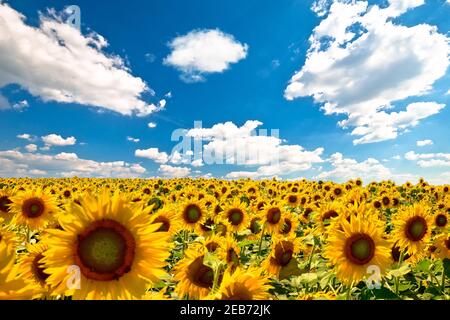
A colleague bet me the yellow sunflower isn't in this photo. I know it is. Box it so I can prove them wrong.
[263,236,301,277]
[222,199,249,233]
[149,204,182,236]
[14,242,52,298]
[431,233,449,260]
[178,198,208,232]
[42,190,170,299]
[10,188,59,230]
[0,188,14,223]
[0,237,35,299]
[391,203,433,263]
[173,246,217,299]
[260,202,285,234]
[323,213,391,285]
[208,267,271,300]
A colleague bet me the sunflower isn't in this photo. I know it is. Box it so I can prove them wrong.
[222,199,249,233]
[223,235,241,271]
[323,213,391,285]
[247,215,263,240]
[391,203,433,263]
[0,237,35,299]
[315,201,343,233]
[431,233,449,260]
[208,267,271,300]
[149,204,182,236]
[178,198,208,232]
[277,211,299,237]
[42,190,170,299]
[0,188,14,223]
[260,202,285,234]
[433,212,448,230]
[284,193,300,207]
[10,188,59,230]
[14,242,52,298]
[263,236,301,277]
[173,246,217,299]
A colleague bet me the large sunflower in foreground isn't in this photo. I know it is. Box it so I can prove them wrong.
[391,203,433,263]
[10,188,59,230]
[208,267,271,300]
[42,190,170,299]
[323,213,391,285]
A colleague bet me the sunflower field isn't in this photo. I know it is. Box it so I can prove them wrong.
[0,177,448,300]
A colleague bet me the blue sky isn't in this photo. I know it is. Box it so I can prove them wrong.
[0,0,449,183]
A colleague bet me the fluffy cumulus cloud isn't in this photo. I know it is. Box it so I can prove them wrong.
[164,29,248,82]
[416,139,433,147]
[286,0,449,144]
[158,164,191,178]
[0,3,161,116]
[405,151,450,167]
[148,122,157,129]
[17,133,35,141]
[348,102,444,145]
[186,120,324,179]
[42,134,76,147]
[25,144,37,152]
[0,149,146,178]
[135,148,169,164]
[315,152,416,183]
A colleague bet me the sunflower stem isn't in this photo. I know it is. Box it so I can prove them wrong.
[441,265,446,293]
[182,230,189,255]
[346,284,353,300]
[257,223,266,256]
[212,264,223,293]
[26,227,32,243]
[395,251,405,295]
[307,243,316,271]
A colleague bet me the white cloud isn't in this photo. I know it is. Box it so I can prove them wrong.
[405,151,450,167]
[416,139,433,147]
[25,144,37,152]
[349,102,445,145]
[135,148,169,164]
[164,29,248,82]
[42,134,76,147]
[285,0,449,144]
[0,4,160,116]
[393,155,401,160]
[158,164,191,178]
[0,149,146,177]
[12,100,28,111]
[17,133,35,141]
[311,0,332,17]
[29,169,47,175]
[126,136,140,143]
[191,159,204,167]
[187,120,324,178]
[446,89,450,95]
[148,122,157,128]
[315,152,416,183]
